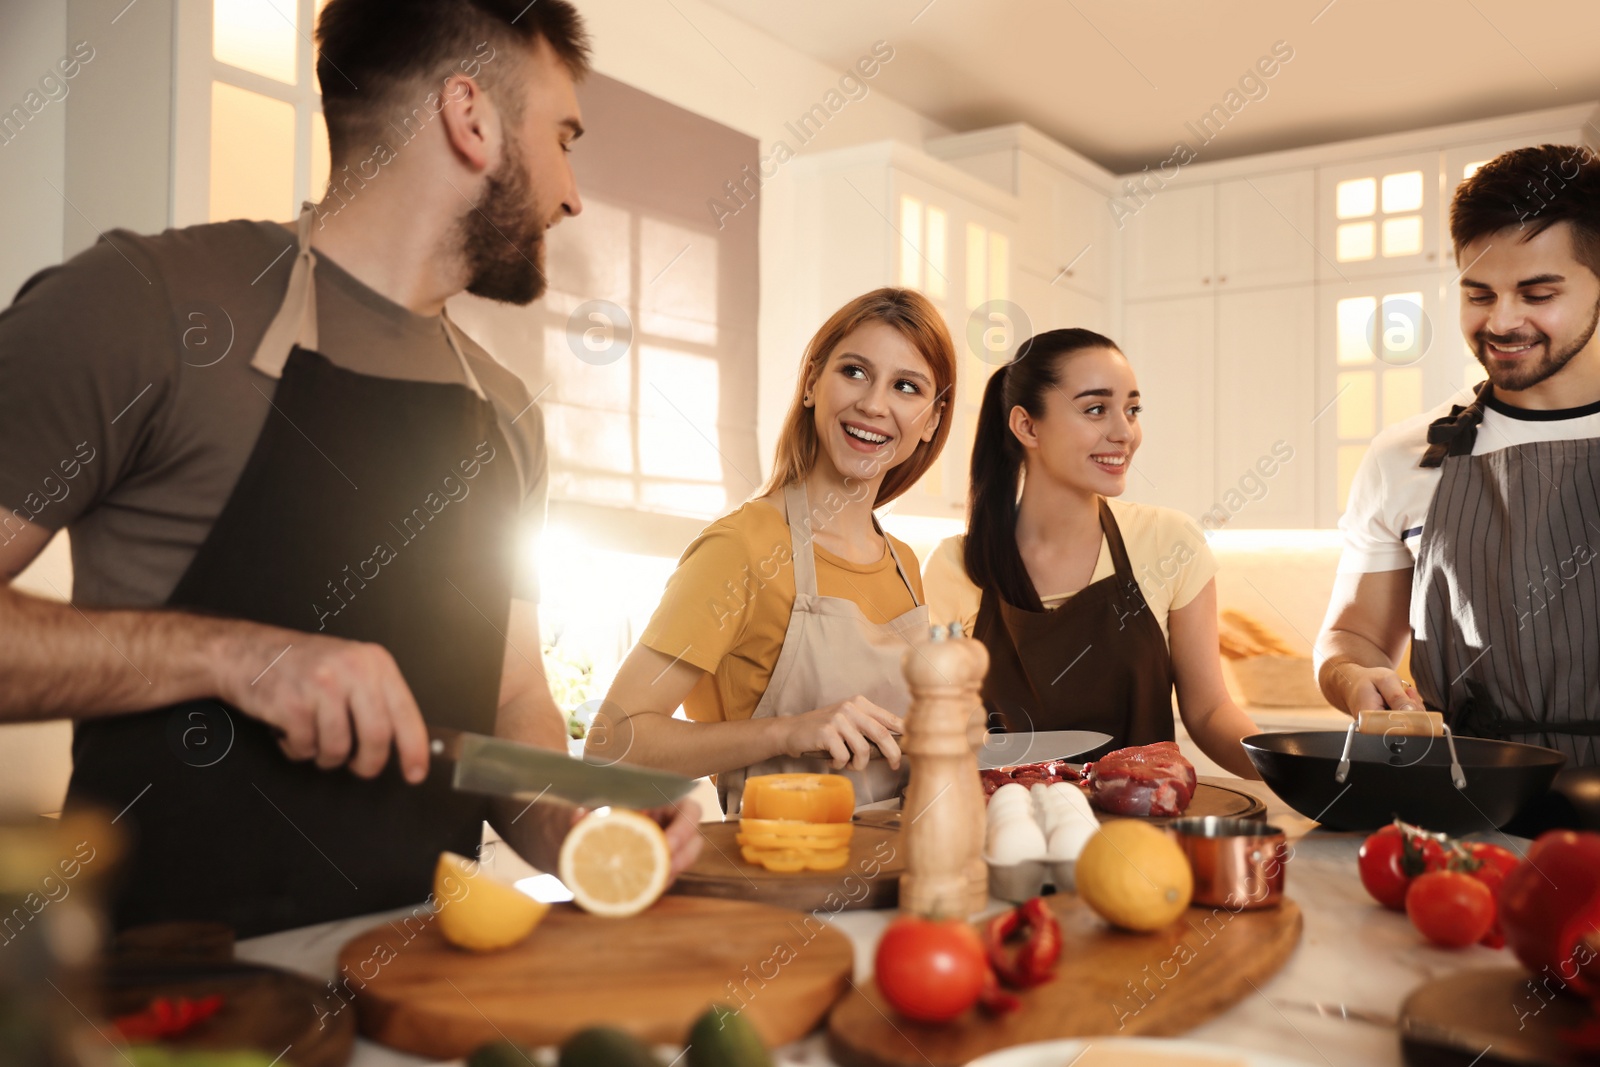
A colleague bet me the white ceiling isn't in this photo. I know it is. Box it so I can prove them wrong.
[701,0,1600,173]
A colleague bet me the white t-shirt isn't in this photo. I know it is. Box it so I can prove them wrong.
[1338,388,1600,574]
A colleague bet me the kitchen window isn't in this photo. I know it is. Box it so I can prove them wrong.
[175,0,330,226]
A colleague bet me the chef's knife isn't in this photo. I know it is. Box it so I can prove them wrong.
[799,729,1112,767]
[428,727,695,809]
[977,729,1111,769]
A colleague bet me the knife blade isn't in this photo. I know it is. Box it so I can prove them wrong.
[799,730,1112,767]
[428,727,695,809]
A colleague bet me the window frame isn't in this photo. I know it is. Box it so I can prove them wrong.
[173,0,325,227]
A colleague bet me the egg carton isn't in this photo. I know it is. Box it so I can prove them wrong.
[985,855,1077,903]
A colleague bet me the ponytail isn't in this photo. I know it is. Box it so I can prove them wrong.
[961,328,1121,611]
[964,363,1037,610]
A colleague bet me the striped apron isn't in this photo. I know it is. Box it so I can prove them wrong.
[1410,383,1600,767]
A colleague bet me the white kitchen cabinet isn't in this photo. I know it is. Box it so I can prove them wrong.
[1122,183,1216,300]
[1016,155,1112,298]
[926,126,1116,300]
[1119,295,1216,521]
[1212,286,1318,529]
[1316,151,1442,281]
[1216,172,1317,290]
[1125,171,1317,299]
[1012,266,1111,340]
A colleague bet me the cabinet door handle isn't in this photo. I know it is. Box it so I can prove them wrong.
[1218,275,1227,284]
[1202,276,1211,285]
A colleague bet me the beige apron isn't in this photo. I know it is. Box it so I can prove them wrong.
[718,481,931,814]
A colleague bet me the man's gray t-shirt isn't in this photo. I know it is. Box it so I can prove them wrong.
[0,218,547,608]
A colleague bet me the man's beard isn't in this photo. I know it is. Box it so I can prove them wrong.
[460,139,548,306]
[1472,296,1600,392]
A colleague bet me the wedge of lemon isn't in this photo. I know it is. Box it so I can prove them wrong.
[557,808,672,918]
[433,851,550,952]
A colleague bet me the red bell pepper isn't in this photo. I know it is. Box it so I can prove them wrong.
[983,896,1063,989]
[1499,831,1600,999]
[112,994,225,1041]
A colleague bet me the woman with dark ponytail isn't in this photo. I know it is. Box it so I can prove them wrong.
[923,329,1260,775]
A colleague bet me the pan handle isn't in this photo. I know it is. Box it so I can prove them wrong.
[1355,709,1445,737]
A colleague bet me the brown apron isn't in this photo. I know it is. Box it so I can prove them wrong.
[973,498,1176,761]
[1412,382,1600,767]
[717,481,929,814]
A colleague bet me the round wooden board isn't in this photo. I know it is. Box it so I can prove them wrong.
[669,821,903,911]
[828,894,1303,1067]
[338,895,854,1060]
[1140,778,1269,826]
[101,962,355,1067]
[1400,967,1595,1066]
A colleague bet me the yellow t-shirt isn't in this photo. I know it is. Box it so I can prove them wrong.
[921,497,1216,645]
[640,499,925,723]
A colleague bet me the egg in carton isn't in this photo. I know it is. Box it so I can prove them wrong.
[984,781,1100,901]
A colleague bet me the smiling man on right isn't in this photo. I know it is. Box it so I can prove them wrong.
[1315,144,1600,768]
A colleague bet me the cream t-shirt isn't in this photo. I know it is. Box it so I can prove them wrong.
[922,497,1217,644]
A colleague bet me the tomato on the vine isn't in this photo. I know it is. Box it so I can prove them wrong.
[1456,841,1519,949]
[1358,822,1447,911]
[874,916,988,1023]
[1406,870,1496,948]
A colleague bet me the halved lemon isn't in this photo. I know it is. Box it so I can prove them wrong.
[433,851,550,952]
[557,808,672,918]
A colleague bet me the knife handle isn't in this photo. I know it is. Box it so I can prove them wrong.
[798,742,890,762]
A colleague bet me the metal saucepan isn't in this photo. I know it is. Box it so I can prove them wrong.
[1243,709,1566,836]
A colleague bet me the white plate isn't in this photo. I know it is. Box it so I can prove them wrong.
[963,1036,1319,1067]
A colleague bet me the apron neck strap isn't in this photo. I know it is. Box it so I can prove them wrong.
[781,480,922,605]
[250,203,488,402]
[1097,497,1136,579]
[250,202,320,379]
[783,481,820,596]
[1420,380,1492,468]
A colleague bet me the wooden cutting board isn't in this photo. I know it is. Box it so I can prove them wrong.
[339,895,854,1060]
[1399,967,1597,1066]
[669,820,904,911]
[1135,779,1269,826]
[827,893,1303,1067]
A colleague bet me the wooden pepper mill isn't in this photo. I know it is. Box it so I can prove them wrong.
[899,622,990,918]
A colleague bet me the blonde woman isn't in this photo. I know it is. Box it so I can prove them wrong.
[587,288,957,810]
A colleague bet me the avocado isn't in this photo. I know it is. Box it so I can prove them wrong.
[468,1038,536,1067]
[686,1005,771,1067]
[558,1026,662,1067]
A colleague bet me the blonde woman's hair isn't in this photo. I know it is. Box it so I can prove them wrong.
[763,288,957,506]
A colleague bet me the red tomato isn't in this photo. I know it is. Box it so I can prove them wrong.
[1458,841,1519,949]
[1358,823,1447,911]
[874,916,987,1023]
[1406,870,1496,948]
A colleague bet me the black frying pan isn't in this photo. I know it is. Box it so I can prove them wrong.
[1242,710,1567,836]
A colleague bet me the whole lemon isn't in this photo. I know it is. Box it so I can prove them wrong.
[1074,820,1193,932]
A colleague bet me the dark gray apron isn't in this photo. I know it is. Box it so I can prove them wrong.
[64,206,521,936]
[1410,382,1600,767]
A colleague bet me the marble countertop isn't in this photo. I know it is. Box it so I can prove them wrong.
[236,760,1526,1067]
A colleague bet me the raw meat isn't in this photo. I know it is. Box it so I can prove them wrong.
[1086,741,1197,817]
[979,760,1087,803]
[972,764,1088,806]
